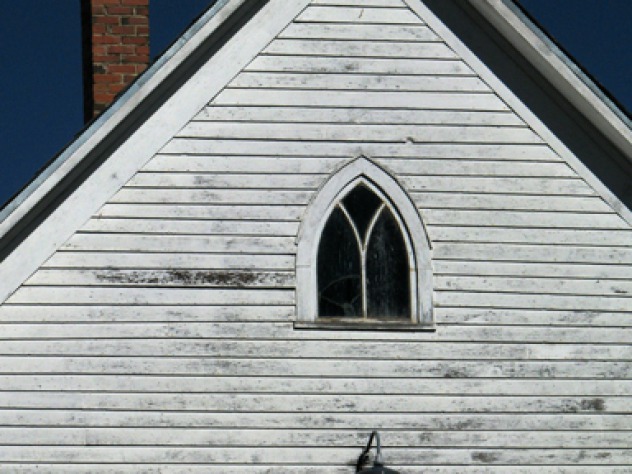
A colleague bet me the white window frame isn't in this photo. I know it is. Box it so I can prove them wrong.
[296,156,434,329]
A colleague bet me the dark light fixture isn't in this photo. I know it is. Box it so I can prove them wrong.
[356,431,400,473]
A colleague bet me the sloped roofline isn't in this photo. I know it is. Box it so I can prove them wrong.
[0,0,246,237]
[469,0,632,160]
[1,0,630,241]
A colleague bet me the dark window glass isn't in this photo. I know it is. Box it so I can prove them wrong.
[366,208,410,319]
[342,184,382,240]
[317,207,362,317]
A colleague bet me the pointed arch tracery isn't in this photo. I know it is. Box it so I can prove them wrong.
[296,157,433,328]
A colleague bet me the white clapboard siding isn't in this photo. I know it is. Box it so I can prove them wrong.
[402,176,594,195]
[1,428,630,449]
[0,356,628,378]
[213,89,509,110]
[430,227,632,245]
[5,288,294,306]
[0,392,628,414]
[24,269,295,288]
[158,142,559,160]
[311,0,408,7]
[96,203,306,220]
[421,210,626,229]
[245,55,475,75]
[435,275,632,297]
[61,234,296,254]
[228,72,492,92]
[80,218,300,236]
[126,172,326,189]
[2,0,631,470]
[0,446,630,465]
[1,338,630,359]
[0,410,628,432]
[110,188,313,205]
[179,122,542,144]
[262,39,458,59]
[434,243,632,264]
[0,375,629,396]
[279,23,440,41]
[43,252,295,270]
[436,308,632,328]
[195,107,527,127]
[296,6,422,24]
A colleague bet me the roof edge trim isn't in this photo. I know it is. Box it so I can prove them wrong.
[469,0,632,160]
[0,0,242,236]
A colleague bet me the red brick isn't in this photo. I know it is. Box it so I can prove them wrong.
[109,25,136,35]
[134,45,150,55]
[94,92,116,103]
[135,26,149,35]
[126,16,148,25]
[92,15,120,25]
[92,55,119,63]
[93,73,122,84]
[122,54,149,64]
[91,35,119,44]
[108,64,137,74]
[121,36,147,44]
[105,6,133,14]
[107,44,135,54]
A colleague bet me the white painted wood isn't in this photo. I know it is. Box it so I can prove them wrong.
[0,392,628,414]
[24,269,295,288]
[0,356,627,379]
[430,226,632,245]
[1,0,631,469]
[246,56,475,75]
[5,288,294,306]
[179,122,542,144]
[110,188,313,205]
[415,194,607,212]
[158,142,560,161]
[433,260,632,280]
[401,176,594,195]
[96,204,306,220]
[263,39,458,59]
[1,428,629,449]
[0,375,628,396]
[126,172,326,189]
[2,338,630,358]
[279,23,439,41]
[434,243,632,264]
[213,89,509,110]
[61,234,296,254]
[42,252,295,270]
[311,0,407,7]
[229,71,492,92]
[296,6,422,24]
[80,218,299,236]
[421,210,627,229]
[195,107,524,126]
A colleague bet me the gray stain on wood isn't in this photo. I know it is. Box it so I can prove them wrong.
[96,269,292,287]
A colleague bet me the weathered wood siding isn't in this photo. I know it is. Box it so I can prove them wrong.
[1,0,631,471]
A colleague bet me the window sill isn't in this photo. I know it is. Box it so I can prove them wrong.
[293,320,436,332]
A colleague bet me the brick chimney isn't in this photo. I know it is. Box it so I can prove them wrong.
[81,0,150,122]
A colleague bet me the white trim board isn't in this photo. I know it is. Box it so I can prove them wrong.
[0,0,312,303]
[403,0,632,228]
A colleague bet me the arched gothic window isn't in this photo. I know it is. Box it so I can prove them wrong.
[318,183,410,320]
[296,157,433,329]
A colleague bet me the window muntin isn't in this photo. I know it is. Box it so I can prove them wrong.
[317,183,411,321]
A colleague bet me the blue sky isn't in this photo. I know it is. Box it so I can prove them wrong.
[0,0,630,209]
